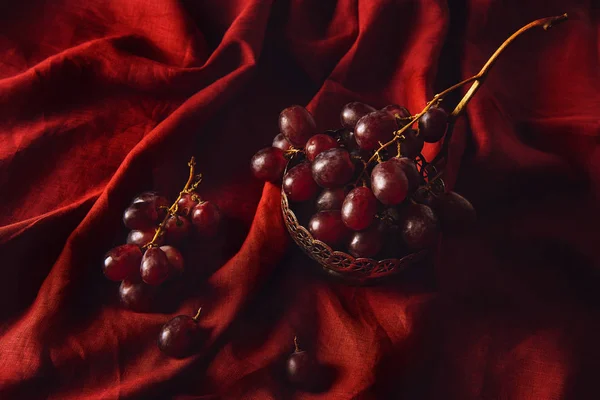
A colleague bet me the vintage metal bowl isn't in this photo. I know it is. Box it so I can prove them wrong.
[281,189,430,284]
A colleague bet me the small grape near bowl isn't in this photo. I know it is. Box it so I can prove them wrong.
[250,15,568,284]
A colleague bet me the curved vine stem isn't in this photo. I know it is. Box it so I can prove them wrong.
[354,13,568,184]
[143,156,202,248]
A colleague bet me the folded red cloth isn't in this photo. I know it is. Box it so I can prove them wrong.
[0,0,598,398]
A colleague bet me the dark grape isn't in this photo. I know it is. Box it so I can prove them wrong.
[428,191,476,233]
[287,349,317,389]
[348,227,383,258]
[399,129,424,159]
[341,186,378,231]
[418,107,448,143]
[305,134,338,162]
[191,201,222,237]
[279,105,317,147]
[272,133,292,151]
[164,215,191,243]
[311,148,355,188]
[400,203,439,249]
[158,314,202,359]
[177,193,198,217]
[123,195,169,230]
[371,159,409,205]
[308,210,351,248]
[250,147,287,183]
[354,111,397,150]
[119,280,155,312]
[283,162,318,202]
[394,157,421,192]
[103,244,142,281]
[381,104,411,120]
[316,188,346,211]
[337,129,358,150]
[160,245,184,275]
[140,247,170,285]
[340,102,376,130]
[127,229,162,247]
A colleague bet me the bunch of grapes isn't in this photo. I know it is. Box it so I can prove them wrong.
[102,158,221,313]
[251,103,475,260]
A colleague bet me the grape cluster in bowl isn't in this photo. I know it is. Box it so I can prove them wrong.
[251,103,475,278]
[102,159,221,312]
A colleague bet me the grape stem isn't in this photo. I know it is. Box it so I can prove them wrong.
[192,307,202,322]
[142,157,203,248]
[294,336,300,352]
[354,13,568,184]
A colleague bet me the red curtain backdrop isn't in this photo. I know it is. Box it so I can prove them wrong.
[1,0,598,398]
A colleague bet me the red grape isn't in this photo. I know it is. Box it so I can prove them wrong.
[399,129,424,159]
[191,201,221,237]
[308,210,351,248]
[177,193,198,217]
[428,191,476,233]
[354,111,397,150]
[103,244,142,281]
[400,203,439,249]
[371,159,409,205]
[123,193,170,230]
[287,349,317,389]
[164,215,191,243]
[394,157,421,192]
[127,229,162,247]
[311,148,355,188]
[250,147,287,183]
[140,247,170,285]
[160,245,184,275]
[158,314,203,359]
[305,134,338,162]
[279,105,317,147]
[418,107,448,143]
[119,280,155,312]
[348,227,383,258]
[341,186,378,231]
[340,102,376,130]
[283,162,318,202]
[272,133,292,151]
[381,104,410,120]
[316,188,346,211]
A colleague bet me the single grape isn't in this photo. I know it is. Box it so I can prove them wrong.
[119,280,155,312]
[123,193,170,230]
[287,347,317,389]
[340,102,376,130]
[399,129,424,159]
[315,188,346,211]
[164,215,191,243]
[103,244,142,281]
[250,147,287,183]
[337,129,358,150]
[381,104,411,119]
[371,159,409,205]
[354,111,397,150]
[160,245,184,275]
[341,186,378,231]
[348,227,383,258]
[279,105,317,147]
[311,148,355,188]
[127,229,162,247]
[308,210,351,248]
[428,191,476,233]
[400,203,439,249]
[305,134,338,162]
[140,247,170,285]
[132,192,170,217]
[283,162,319,202]
[418,107,448,143]
[272,133,292,151]
[191,201,222,237]
[393,157,421,192]
[176,193,199,217]
[158,313,203,359]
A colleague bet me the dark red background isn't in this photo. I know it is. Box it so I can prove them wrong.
[1,0,599,398]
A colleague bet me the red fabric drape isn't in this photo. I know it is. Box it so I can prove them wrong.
[0,0,598,398]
